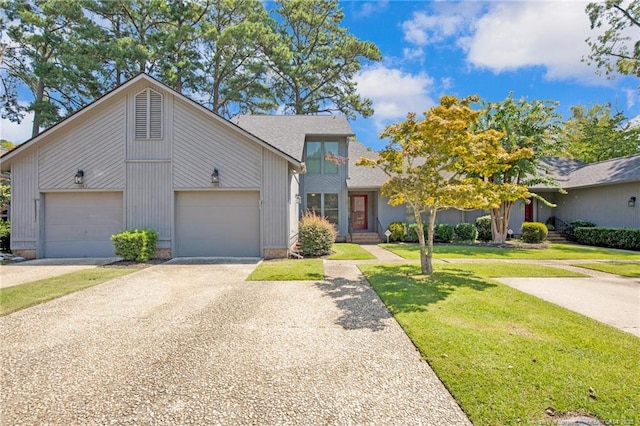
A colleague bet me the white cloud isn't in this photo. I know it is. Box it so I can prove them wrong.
[354,1,389,19]
[0,113,33,144]
[355,64,436,129]
[459,1,599,81]
[626,89,637,109]
[402,10,466,45]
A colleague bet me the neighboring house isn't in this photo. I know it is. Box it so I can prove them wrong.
[1,73,637,260]
[0,74,304,259]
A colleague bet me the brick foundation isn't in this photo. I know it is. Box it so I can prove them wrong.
[154,248,172,259]
[13,249,36,259]
[263,248,288,260]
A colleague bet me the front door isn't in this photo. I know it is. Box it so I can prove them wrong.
[351,195,368,230]
[524,198,534,222]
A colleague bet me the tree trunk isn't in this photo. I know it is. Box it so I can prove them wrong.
[491,201,514,243]
[31,78,45,138]
[415,208,435,275]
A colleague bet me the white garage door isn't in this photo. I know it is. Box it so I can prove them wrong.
[175,191,260,257]
[44,192,123,257]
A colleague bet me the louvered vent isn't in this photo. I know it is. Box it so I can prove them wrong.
[134,88,163,139]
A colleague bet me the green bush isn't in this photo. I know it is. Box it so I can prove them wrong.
[454,223,478,242]
[545,223,555,231]
[435,223,454,243]
[521,222,548,243]
[565,219,596,241]
[0,220,10,252]
[407,222,431,243]
[299,212,336,257]
[475,215,492,241]
[574,227,640,251]
[387,222,407,242]
[111,228,158,262]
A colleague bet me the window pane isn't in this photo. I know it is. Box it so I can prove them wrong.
[323,142,339,174]
[325,193,338,209]
[325,209,339,225]
[306,142,322,174]
[306,193,321,213]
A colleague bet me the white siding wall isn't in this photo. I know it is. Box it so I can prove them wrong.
[127,84,173,160]
[262,150,288,248]
[126,162,172,248]
[9,151,39,250]
[38,97,125,190]
[172,99,261,189]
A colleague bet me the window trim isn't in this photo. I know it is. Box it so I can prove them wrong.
[306,192,339,226]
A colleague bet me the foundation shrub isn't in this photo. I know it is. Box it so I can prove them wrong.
[387,222,407,242]
[454,223,478,242]
[521,222,548,243]
[299,212,336,256]
[475,215,493,241]
[111,228,158,262]
[574,227,640,251]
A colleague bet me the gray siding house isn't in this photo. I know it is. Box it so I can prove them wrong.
[2,73,637,260]
[0,74,304,259]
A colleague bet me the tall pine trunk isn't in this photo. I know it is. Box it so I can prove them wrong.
[31,78,45,137]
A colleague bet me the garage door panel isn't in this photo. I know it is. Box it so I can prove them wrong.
[44,192,123,257]
[175,191,260,257]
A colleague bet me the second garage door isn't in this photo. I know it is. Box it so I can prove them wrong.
[175,191,260,257]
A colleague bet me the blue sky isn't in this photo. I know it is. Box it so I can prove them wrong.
[1,1,638,151]
[342,0,640,150]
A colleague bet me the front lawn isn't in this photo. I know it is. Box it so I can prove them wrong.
[327,243,376,260]
[246,259,323,281]
[380,242,640,260]
[360,263,640,426]
[0,268,138,316]
[572,262,640,278]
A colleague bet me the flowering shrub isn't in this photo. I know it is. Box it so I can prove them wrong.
[299,212,336,257]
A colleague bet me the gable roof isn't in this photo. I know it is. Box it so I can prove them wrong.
[232,115,354,162]
[1,74,300,171]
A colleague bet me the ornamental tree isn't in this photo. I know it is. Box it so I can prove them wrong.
[476,95,562,243]
[357,95,529,275]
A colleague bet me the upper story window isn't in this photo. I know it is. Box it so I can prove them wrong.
[305,141,339,174]
[135,88,162,139]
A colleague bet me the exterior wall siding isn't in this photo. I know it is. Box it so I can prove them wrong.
[289,171,300,245]
[38,97,125,190]
[377,196,407,233]
[172,99,262,189]
[126,162,172,248]
[555,183,640,228]
[262,150,288,249]
[9,151,39,250]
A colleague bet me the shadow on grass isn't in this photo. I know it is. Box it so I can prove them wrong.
[314,276,392,332]
[362,264,496,315]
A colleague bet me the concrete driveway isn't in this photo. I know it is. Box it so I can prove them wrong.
[0,258,118,288]
[497,274,640,337]
[0,259,470,425]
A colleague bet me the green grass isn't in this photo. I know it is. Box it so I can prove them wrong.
[380,242,640,260]
[360,263,640,426]
[436,262,586,278]
[327,243,376,260]
[572,262,640,278]
[0,268,137,316]
[246,259,323,281]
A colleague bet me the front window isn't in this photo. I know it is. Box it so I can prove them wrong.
[305,141,339,174]
[306,193,339,225]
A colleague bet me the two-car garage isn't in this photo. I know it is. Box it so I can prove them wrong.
[42,191,260,258]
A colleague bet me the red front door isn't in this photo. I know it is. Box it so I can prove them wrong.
[524,198,534,222]
[351,195,368,230]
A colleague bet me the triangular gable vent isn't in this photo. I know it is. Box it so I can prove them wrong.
[135,88,162,139]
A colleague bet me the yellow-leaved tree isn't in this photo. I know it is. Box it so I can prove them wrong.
[357,95,532,275]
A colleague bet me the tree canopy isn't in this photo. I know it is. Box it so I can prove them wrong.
[0,0,382,136]
[584,0,640,81]
[558,103,640,163]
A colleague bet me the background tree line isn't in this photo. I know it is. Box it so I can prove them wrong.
[0,0,381,137]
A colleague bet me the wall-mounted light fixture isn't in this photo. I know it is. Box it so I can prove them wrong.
[295,194,302,204]
[74,169,84,185]
[211,168,219,185]
[629,196,637,207]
